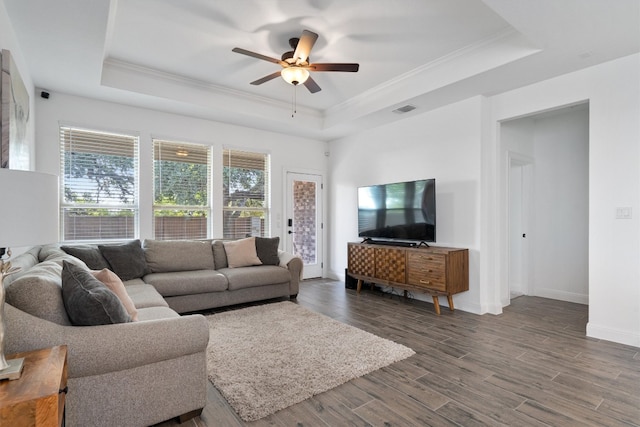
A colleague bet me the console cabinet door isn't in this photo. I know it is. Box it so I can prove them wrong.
[348,244,375,277]
[374,247,406,284]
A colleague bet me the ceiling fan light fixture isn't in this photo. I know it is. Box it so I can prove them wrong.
[281,67,309,86]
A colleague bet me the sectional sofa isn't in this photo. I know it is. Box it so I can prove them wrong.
[3,237,303,427]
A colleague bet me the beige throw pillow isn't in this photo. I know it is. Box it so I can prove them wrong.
[223,237,263,268]
[91,269,139,321]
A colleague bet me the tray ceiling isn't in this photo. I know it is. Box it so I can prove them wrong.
[4,0,639,140]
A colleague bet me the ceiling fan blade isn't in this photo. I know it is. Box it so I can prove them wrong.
[293,30,318,63]
[250,71,282,85]
[303,76,322,93]
[309,63,360,72]
[232,48,287,67]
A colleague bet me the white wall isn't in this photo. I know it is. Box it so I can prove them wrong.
[35,92,328,244]
[0,1,35,169]
[491,53,640,346]
[532,108,589,303]
[328,97,483,314]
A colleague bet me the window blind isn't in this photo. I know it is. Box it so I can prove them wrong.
[223,149,270,238]
[59,126,139,241]
[153,139,211,240]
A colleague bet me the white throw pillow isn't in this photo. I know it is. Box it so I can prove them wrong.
[223,237,263,268]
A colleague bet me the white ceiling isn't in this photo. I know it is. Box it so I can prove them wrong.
[4,0,640,141]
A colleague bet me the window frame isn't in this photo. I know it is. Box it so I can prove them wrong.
[222,148,271,239]
[59,125,140,242]
[152,138,212,240]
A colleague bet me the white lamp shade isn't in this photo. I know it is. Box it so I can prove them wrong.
[0,169,59,248]
[281,67,310,85]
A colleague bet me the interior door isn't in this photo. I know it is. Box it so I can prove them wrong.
[508,157,532,300]
[285,172,323,278]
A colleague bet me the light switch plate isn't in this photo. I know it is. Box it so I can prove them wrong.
[616,207,632,219]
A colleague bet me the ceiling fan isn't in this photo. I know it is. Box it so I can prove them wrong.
[232,30,359,93]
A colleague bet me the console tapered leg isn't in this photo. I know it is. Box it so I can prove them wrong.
[432,295,441,315]
[447,294,454,311]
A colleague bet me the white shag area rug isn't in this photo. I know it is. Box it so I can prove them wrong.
[205,301,415,422]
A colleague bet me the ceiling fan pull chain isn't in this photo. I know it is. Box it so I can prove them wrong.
[292,85,297,118]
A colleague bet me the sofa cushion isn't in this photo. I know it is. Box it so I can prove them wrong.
[5,260,71,325]
[218,265,291,291]
[143,239,215,273]
[2,246,41,287]
[123,283,169,308]
[38,244,88,269]
[99,240,148,281]
[143,270,228,297]
[61,245,111,270]
[136,306,181,321]
[255,236,280,266]
[91,269,139,321]
[61,261,132,326]
[223,237,262,268]
[212,240,228,269]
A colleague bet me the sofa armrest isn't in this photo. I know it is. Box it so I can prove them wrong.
[5,304,210,378]
[278,250,303,295]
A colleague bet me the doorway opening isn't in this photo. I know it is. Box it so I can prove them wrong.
[501,102,589,307]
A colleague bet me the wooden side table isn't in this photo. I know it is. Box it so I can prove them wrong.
[0,345,68,427]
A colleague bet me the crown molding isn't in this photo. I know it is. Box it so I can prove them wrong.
[324,27,540,127]
[101,57,323,118]
[325,28,536,117]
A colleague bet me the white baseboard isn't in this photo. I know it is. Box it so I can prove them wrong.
[376,286,487,315]
[587,322,640,348]
[534,288,588,305]
[326,270,341,281]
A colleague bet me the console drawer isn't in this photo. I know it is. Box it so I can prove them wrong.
[407,252,446,291]
[407,271,446,291]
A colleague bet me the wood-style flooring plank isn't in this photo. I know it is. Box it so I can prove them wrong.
[349,372,458,426]
[307,392,373,426]
[435,401,509,427]
[352,400,428,427]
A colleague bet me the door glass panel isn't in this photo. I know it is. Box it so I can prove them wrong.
[293,180,316,265]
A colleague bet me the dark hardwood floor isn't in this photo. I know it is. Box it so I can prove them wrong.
[158,279,640,427]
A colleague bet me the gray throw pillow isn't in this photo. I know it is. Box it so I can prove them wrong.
[61,245,111,270]
[255,237,280,266]
[61,261,131,326]
[99,240,148,281]
[212,240,228,269]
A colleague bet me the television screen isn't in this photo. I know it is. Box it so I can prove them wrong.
[358,179,436,242]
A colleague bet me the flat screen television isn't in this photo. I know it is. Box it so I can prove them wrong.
[358,178,436,243]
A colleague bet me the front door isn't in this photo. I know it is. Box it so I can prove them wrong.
[285,172,323,278]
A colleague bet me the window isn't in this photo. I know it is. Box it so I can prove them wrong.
[223,149,270,238]
[60,126,139,241]
[153,139,211,240]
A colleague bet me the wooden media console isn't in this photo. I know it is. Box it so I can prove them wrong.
[347,242,469,314]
